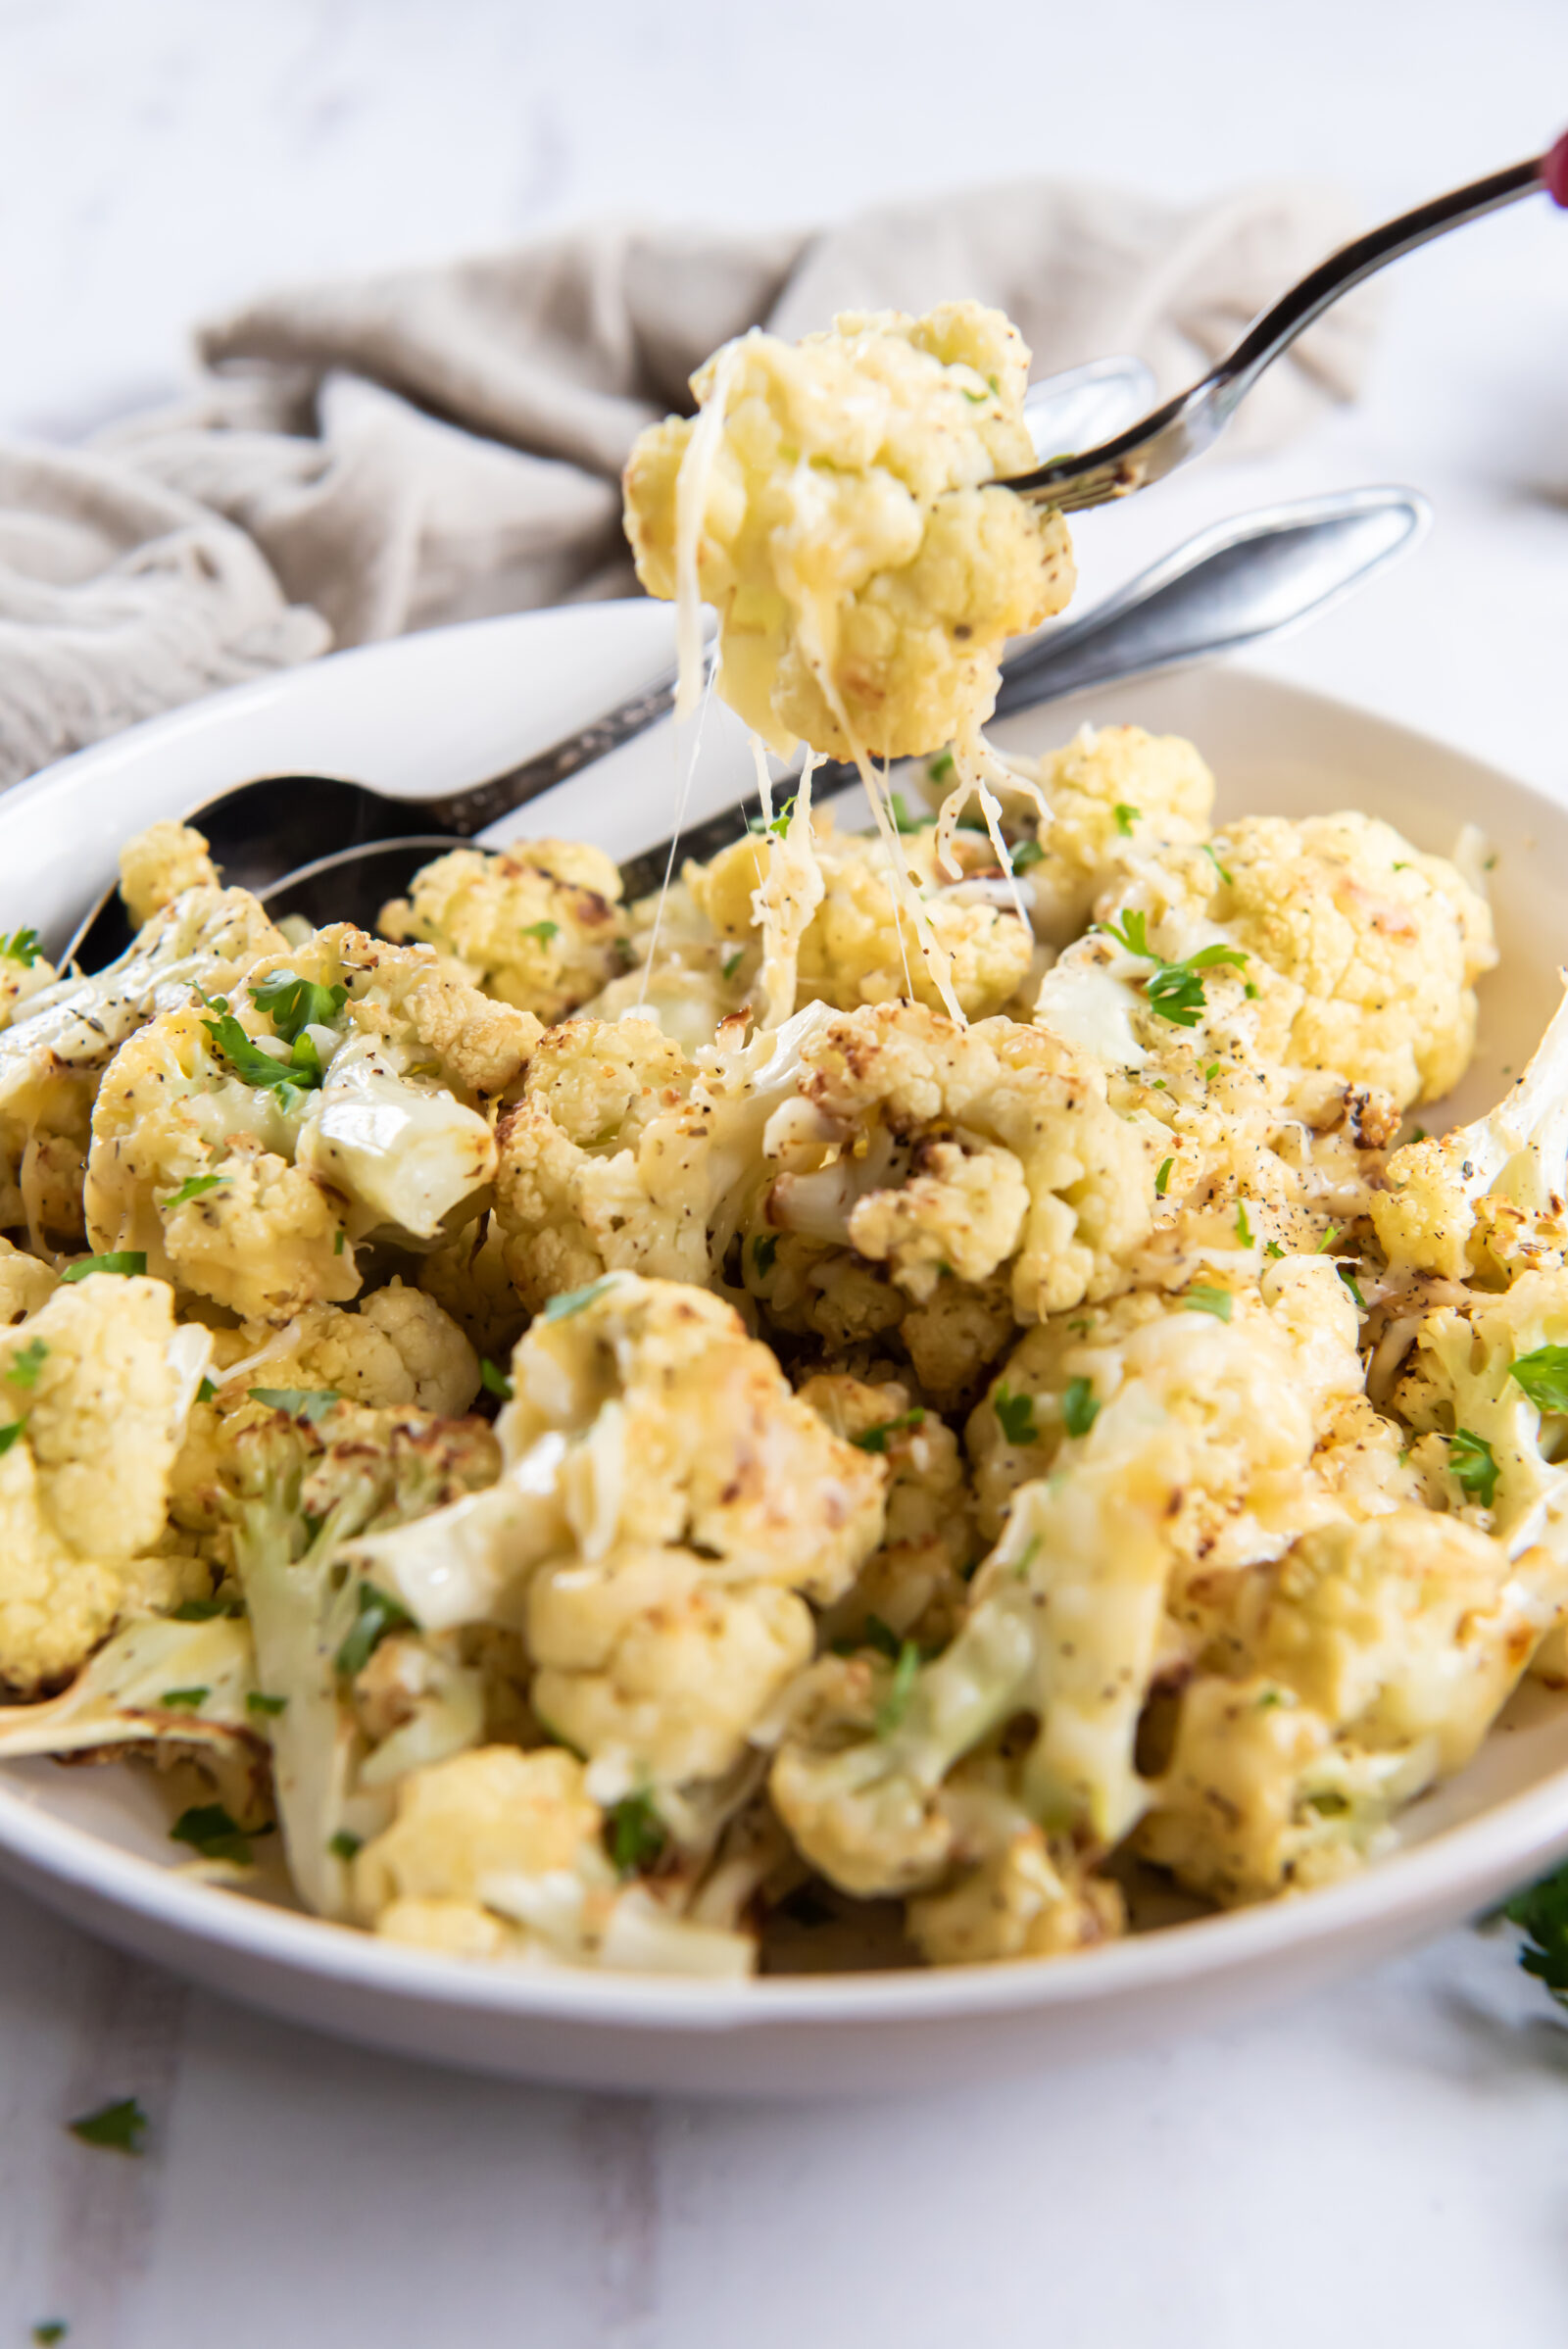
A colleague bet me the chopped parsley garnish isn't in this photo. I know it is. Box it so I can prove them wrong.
[874,1639,922,1737]
[1144,944,1249,1027]
[1510,1346,1568,1414]
[1010,837,1046,872]
[764,793,799,838]
[1201,842,1235,886]
[1094,912,1248,1024]
[61,1252,146,1283]
[722,948,745,980]
[1098,908,1151,958]
[1154,1156,1174,1198]
[33,2324,69,2343]
[1244,981,1259,1000]
[334,1583,416,1679]
[247,969,349,1042]
[1112,803,1140,836]
[333,1229,347,1255]
[249,1387,340,1422]
[1504,1860,1568,2007]
[480,1356,514,1401]
[247,1691,287,1718]
[993,1382,1038,1444]
[196,1378,218,1403]
[165,1172,226,1208]
[171,1803,255,1864]
[0,1422,26,1455]
[170,1596,242,1622]
[158,1688,208,1711]
[608,1790,667,1877]
[850,1408,925,1453]
[751,1233,779,1279]
[0,926,42,965]
[890,793,934,834]
[1184,1285,1233,1322]
[68,2096,147,2155]
[1337,1263,1367,1310]
[543,1274,620,1322]
[5,1338,45,1389]
[1235,1201,1253,1248]
[927,751,956,783]
[1448,1427,1498,1507]
[1062,1376,1100,1438]
[519,920,560,945]
[1316,1223,1342,1252]
[1264,1240,1286,1259]
[328,1831,363,1862]
[202,1005,327,1098]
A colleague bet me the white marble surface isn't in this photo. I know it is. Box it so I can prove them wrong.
[2,5,1568,2342]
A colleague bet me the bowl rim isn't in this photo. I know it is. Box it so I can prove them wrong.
[1,603,1564,2035]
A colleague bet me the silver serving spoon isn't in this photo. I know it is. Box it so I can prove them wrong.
[1003,135,1568,513]
[256,483,1428,934]
[63,357,1156,972]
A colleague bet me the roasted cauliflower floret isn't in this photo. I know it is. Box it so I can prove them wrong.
[210,1285,480,1418]
[761,1001,1154,1333]
[353,1742,608,1935]
[118,820,221,927]
[0,883,285,1250]
[771,1434,1189,1901]
[416,1215,527,1363]
[687,811,1034,1024]
[1140,1509,1563,1903]
[801,1373,976,1649]
[350,1274,885,1809]
[0,928,59,1035]
[0,1236,56,1326]
[1044,813,1494,1116]
[623,302,1075,761]
[0,1273,208,1692]
[1004,723,1216,946]
[493,1016,709,1312]
[905,1751,1125,1965]
[380,841,630,1024]
[1371,988,1568,1284]
[966,1259,1366,1593]
[86,925,528,1318]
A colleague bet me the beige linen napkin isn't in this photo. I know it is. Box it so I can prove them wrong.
[0,177,1376,790]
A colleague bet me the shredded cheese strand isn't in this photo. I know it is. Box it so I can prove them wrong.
[755,753,825,1028]
[672,339,745,722]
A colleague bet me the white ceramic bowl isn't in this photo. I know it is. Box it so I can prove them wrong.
[2,601,1565,2097]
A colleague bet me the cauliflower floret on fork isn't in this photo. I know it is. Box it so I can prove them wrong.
[0,1273,211,1694]
[623,301,1074,762]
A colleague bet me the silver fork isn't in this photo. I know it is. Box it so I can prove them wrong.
[1003,134,1568,513]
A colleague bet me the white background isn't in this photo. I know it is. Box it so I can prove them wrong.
[2,3,1568,2341]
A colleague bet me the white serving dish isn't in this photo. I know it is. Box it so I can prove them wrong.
[1,600,1564,2097]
